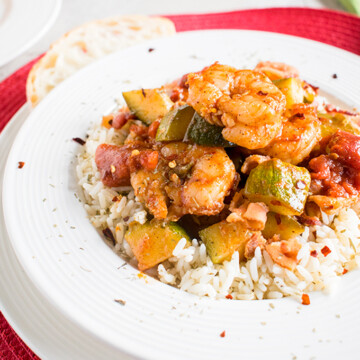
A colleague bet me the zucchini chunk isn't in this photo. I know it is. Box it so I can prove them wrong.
[125,220,190,271]
[262,212,304,240]
[319,112,360,137]
[184,112,236,147]
[273,78,304,109]
[122,88,173,124]
[156,105,195,141]
[199,221,252,264]
[244,159,311,216]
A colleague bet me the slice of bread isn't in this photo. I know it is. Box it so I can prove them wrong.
[26,15,176,107]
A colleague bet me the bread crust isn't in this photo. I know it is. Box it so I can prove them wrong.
[26,15,176,107]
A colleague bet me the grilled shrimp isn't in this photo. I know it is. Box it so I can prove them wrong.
[254,61,299,80]
[129,142,236,220]
[257,104,321,164]
[186,63,286,149]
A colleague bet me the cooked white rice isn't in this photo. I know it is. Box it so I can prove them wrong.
[76,123,360,302]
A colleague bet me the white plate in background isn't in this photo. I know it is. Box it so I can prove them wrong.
[0,0,61,67]
[2,30,360,360]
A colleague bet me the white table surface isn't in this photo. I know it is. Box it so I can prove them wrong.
[0,0,344,82]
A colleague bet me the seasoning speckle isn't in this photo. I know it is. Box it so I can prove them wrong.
[148,48,155,52]
[18,161,25,169]
[114,299,126,306]
[220,330,226,338]
[332,73,338,79]
[72,137,86,145]
[102,228,116,245]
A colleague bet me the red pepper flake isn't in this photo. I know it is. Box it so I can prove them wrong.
[321,246,331,257]
[332,74,338,79]
[225,294,233,299]
[257,90,268,96]
[275,213,282,225]
[220,331,226,338]
[18,161,25,169]
[310,250,318,257]
[72,137,86,145]
[342,268,348,275]
[102,227,116,246]
[112,196,119,202]
[141,88,146,97]
[148,48,155,52]
[293,113,305,119]
[301,293,310,305]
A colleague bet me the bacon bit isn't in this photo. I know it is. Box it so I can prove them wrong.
[148,119,160,138]
[310,250,318,257]
[293,113,305,119]
[265,239,301,271]
[257,91,268,96]
[18,161,25,169]
[141,88,146,97]
[245,233,266,259]
[168,160,177,168]
[148,48,155,52]
[110,165,116,173]
[321,246,331,257]
[301,293,310,305]
[225,294,233,299]
[102,227,116,245]
[102,114,114,129]
[72,137,86,145]
[343,268,348,274]
[112,196,119,202]
[332,74,338,79]
[220,331,226,338]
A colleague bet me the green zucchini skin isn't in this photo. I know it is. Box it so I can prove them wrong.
[244,158,311,216]
[125,219,190,271]
[262,212,305,240]
[199,221,252,264]
[122,88,173,125]
[156,105,195,141]
[184,112,236,147]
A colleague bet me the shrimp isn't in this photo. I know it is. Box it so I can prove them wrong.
[178,146,236,216]
[128,142,236,220]
[186,63,286,149]
[257,104,321,164]
[254,61,299,81]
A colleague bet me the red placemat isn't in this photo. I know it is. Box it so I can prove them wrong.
[0,7,359,360]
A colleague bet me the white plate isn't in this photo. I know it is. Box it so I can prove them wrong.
[3,30,360,360]
[0,0,61,67]
[0,106,138,359]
